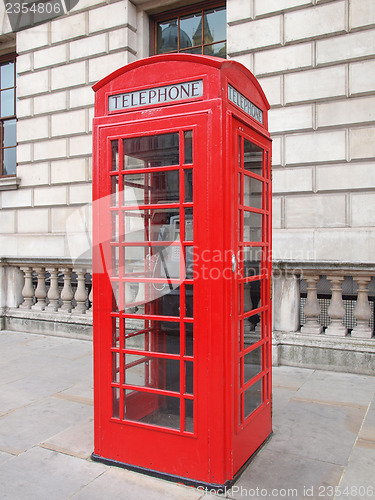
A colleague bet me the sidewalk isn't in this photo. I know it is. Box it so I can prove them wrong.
[0,330,374,500]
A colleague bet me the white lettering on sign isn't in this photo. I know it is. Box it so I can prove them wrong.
[228,84,263,124]
[108,80,204,111]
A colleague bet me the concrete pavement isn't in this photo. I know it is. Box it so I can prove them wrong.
[0,330,374,500]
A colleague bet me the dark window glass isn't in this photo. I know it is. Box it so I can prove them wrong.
[154,2,226,59]
[0,58,16,176]
[123,133,179,169]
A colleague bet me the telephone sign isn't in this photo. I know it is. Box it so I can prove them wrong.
[92,54,272,489]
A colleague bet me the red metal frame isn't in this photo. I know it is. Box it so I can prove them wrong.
[92,53,271,488]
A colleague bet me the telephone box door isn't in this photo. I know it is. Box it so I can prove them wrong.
[231,118,272,471]
[94,112,212,480]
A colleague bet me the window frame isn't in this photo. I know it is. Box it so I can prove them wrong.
[0,53,17,178]
[150,0,226,58]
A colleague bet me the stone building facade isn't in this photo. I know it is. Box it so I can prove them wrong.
[0,0,374,372]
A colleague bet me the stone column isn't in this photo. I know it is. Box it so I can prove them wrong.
[73,268,88,314]
[60,267,74,313]
[301,274,322,334]
[273,270,300,332]
[19,266,35,309]
[325,276,347,337]
[351,277,373,339]
[32,267,47,311]
[46,267,60,312]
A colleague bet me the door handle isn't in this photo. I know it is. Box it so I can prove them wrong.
[231,253,237,273]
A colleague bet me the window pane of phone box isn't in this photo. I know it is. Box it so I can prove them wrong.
[123,171,179,206]
[124,354,180,393]
[123,133,179,169]
[243,139,262,177]
[124,390,180,430]
[243,280,261,314]
[243,212,262,242]
[244,346,262,384]
[123,284,181,317]
[244,378,262,420]
[124,318,181,355]
[123,245,181,280]
[123,209,180,242]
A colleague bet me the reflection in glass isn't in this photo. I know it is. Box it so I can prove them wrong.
[0,89,14,117]
[157,19,178,53]
[1,61,14,89]
[244,347,262,383]
[111,140,119,171]
[123,284,181,318]
[124,354,180,392]
[111,176,118,206]
[244,378,262,419]
[112,282,119,312]
[203,42,226,58]
[123,170,179,206]
[244,175,262,209]
[3,147,16,175]
[243,280,261,314]
[123,133,179,169]
[124,391,180,430]
[205,7,226,43]
[184,169,193,202]
[244,139,262,177]
[3,119,16,146]
[184,131,193,164]
[124,318,181,355]
[243,212,262,242]
[180,46,202,55]
[180,13,201,47]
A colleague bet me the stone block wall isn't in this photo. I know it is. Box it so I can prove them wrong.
[228,0,375,263]
[0,0,137,259]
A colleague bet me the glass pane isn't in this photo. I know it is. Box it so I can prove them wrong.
[184,169,193,202]
[123,208,180,242]
[205,7,226,43]
[244,139,263,176]
[243,280,261,313]
[124,391,180,430]
[242,247,262,278]
[185,323,194,356]
[124,284,181,318]
[185,208,193,241]
[111,212,119,242]
[111,176,119,206]
[244,175,262,209]
[112,282,119,312]
[3,147,16,175]
[111,246,119,277]
[244,347,262,384]
[123,133,179,169]
[124,318,180,355]
[203,42,226,58]
[244,313,262,343]
[112,352,120,383]
[185,284,193,318]
[180,13,201,48]
[1,61,14,89]
[112,387,120,418]
[185,399,194,432]
[123,171,179,206]
[243,212,262,242]
[112,317,120,348]
[111,140,119,171]
[185,361,193,394]
[3,119,16,147]
[185,246,194,279]
[0,89,14,117]
[244,378,262,419]
[157,19,178,54]
[124,353,180,392]
[180,46,203,55]
[124,244,180,280]
[184,131,193,164]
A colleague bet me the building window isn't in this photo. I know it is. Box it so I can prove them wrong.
[152,1,226,59]
[0,57,16,177]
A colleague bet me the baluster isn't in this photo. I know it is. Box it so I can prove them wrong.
[73,268,88,314]
[60,267,74,313]
[87,275,93,314]
[32,267,47,311]
[46,267,60,312]
[351,277,373,339]
[19,266,35,309]
[325,276,347,336]
[301,274,322,335]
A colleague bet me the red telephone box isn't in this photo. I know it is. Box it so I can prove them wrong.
[92,53,272,488]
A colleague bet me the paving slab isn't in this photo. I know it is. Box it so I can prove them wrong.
[230,448,344,500]
[271,387,296,421]
[0,396,92,454]
[293,370,375,406]
[40,417,94,459]
[0,450,14,466]
[272,366,315,391]
[359,394,375,443]
[269,398,366,466]
[338,440,375,500]
[70,465,203,500]
[0,446,107,500]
